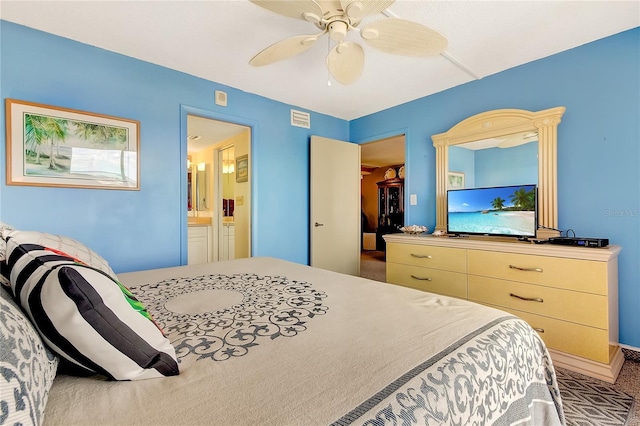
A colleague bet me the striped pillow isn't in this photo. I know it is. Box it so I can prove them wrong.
[5,239,179,381]
[1,229,117,281]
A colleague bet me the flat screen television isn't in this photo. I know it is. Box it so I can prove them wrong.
[447,184,537,238]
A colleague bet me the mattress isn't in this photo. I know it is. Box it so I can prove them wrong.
[43,257,564,425]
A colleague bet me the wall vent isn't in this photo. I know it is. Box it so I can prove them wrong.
[291,109,310,129]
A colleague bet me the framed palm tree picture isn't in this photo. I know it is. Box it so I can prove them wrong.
[5,99,140,190]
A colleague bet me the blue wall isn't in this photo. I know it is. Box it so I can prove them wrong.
[351,27,640,348]
[0,21,349,270]
[1,21,639,348]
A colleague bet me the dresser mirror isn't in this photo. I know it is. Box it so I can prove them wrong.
[431,107,565,238]
[448,132,538,189]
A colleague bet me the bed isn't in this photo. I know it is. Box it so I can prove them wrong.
[1,229,565,426]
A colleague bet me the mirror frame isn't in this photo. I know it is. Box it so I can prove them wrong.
[431,107,566,237]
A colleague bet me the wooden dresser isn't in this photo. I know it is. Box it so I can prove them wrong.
[384,233,623,383]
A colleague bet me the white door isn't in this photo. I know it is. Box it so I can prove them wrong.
[310,136,361,275]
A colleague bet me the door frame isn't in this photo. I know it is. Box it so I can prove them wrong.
[180,105,257,265]
[356,128,409,232]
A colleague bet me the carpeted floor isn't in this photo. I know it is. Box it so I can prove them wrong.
[359,251,640,425]
[360,250,386,282]
[608,359,640,425]
[557,366,636,425]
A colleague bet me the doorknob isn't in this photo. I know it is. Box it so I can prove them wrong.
[315,222,324,227]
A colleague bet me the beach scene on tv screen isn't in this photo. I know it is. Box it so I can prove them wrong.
[448,185,536,236]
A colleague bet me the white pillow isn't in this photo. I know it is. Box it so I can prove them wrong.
[0,286,59,425]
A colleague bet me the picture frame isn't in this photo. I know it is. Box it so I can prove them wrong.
[5,99,140,190]
[235,154,248,183]
[447,171,465,189]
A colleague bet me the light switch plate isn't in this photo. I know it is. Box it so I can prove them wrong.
[410,194,417,205]
[215,90,227,107]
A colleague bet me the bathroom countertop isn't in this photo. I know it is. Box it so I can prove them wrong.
[188,217,211,226]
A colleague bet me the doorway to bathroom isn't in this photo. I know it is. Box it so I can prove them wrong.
[187,114,251,263]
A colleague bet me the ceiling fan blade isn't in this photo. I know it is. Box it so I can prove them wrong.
[360,18,448,56]
[340,0,395,19]
[498,132,539,148]
[326,42,364,85]
[250,34,321,66]
[250,0,324,23]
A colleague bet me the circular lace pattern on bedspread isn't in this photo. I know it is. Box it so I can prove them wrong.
[134,274,328,362]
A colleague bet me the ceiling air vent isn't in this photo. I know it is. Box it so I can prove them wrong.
[291,109,310,129]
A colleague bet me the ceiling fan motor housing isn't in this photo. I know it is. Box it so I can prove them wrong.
[328,20,348,42]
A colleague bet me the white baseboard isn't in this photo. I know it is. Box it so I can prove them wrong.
[619,343,640,352]
[549,345,624,384]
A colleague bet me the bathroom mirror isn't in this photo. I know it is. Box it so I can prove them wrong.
[221,146,235,217]
[431,107,565,237]
[187,170,193,212]
[195,164,208,211]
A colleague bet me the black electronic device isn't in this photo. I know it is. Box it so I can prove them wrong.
[547,237,609,248]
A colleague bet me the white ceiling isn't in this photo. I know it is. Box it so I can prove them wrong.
[1,1,638,121]
[187,115,248,152]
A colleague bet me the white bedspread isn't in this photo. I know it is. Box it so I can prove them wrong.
[43,257,564,425]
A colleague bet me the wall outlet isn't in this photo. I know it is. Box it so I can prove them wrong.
[410,194,418,205]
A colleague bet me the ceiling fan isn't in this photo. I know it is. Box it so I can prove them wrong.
[248,0,448,85]
[498,131,539,148]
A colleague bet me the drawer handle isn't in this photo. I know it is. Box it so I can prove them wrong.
[410,254,432,259]
[533,328,545,333]
[509,265,543,272]
[510,293,544,303]
[410,275,432,281]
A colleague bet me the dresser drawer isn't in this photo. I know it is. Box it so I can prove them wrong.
[387,263,467,299]
[468,276,607,329]
[467,250,608,294]
[386,243,466,273]
[489,306,610,363]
